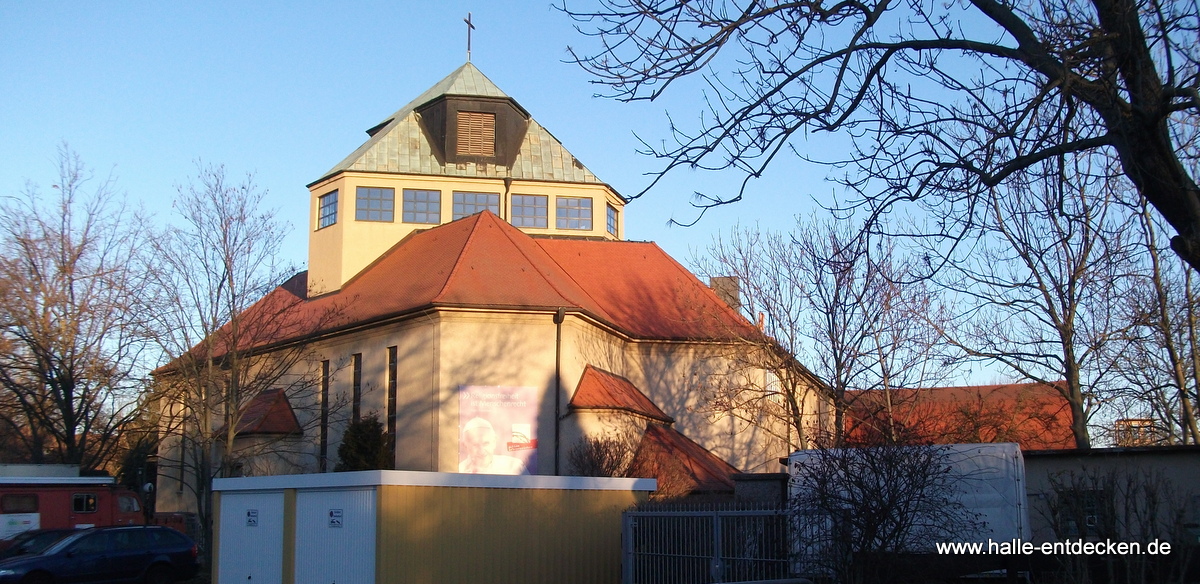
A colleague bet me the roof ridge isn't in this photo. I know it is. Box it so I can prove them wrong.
[338,228,427,291]
[528,237,614,320]
[571,365,674,424]
[431,214,488,303]
[643,239,754,331]
[487,212,603,313]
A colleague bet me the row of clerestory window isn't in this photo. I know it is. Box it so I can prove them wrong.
[317,349,399,473]
[317,187,618,235]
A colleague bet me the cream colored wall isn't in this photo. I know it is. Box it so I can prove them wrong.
[154,432,194,514]
[158,308,812,506]
[309,315,440,472]
[559,316,799,474]
[307,184,345,297]
[307,171,626,296]
[630,342,792,472]
[434,311,560,473]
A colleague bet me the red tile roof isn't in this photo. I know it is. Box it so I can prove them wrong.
[233,388,302,436]
[846,382,1076,450]
[568,365,674,423]
[177,212,761,364]
[627,424,739,496]
[536,238,758,339]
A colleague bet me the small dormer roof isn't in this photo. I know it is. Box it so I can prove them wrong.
[314,63,607,187]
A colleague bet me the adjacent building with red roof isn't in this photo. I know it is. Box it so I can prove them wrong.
[845,382,1076,450]
[154,63,821,511]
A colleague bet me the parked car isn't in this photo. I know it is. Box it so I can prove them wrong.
[0,525,199,584]
[0,530,77,560]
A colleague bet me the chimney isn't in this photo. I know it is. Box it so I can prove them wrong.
[709,276,742,310]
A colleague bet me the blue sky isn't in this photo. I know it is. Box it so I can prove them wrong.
[0,1,836,269]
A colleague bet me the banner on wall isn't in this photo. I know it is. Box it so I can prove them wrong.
[458,386,538,475]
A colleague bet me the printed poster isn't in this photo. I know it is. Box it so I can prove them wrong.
[458,386,538,475]
[1,513,39,540]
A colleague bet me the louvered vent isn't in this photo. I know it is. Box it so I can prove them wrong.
[456,111,496,157]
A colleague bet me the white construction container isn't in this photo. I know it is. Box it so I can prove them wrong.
[787,442,1030,547]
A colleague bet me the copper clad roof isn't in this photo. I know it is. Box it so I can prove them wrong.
[319,63,604,185]
[568,365,674,423]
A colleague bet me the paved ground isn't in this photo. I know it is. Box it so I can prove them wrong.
[178,568,210,584]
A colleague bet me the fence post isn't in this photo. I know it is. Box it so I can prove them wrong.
[711,510,725,582]
[622,512,634,584]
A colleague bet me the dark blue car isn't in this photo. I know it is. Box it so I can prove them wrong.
[0,525,199,584]
[0,530,78,561]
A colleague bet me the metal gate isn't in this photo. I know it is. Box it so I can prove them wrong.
[622,506,790,584]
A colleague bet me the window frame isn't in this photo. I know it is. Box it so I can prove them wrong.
[387,346,397,463]
[72,493,98,514]
[606,204,619,236]
[351,353,362,423]
[452,191,501,220]
[355,187,396,222]
[317,190,339,230]
[511,195,548,228]
[402,189,442,224]
[320,359,330,473]
[556,197,593,230]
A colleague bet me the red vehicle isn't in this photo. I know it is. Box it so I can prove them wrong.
[0,477,144,543]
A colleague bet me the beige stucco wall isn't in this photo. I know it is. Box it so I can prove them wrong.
[307,172,625,296]
[433,311,559,473]
[156,308,815,513]
[315,309,798,475]
[309,315,440,472]
[559,315,796,473]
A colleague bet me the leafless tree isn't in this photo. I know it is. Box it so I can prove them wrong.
[1039,468,1194,582]
[0,146,150,470]
[561,0,1200,272]
[919,152,1140,449]
[145,164,339,557]
[1110,197,1200,444]
[567,433,636,477]
[789,443,982,583]
[696,218,955,447]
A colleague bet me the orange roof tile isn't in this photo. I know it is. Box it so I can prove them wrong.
[568,365,674,423]
[536,238,759,339]
[233,388,302,436]
[627,424,739,495]
[170,211,762,367]
[846,382,1076,450]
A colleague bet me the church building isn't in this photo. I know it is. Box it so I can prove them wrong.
[155,63,825,511]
